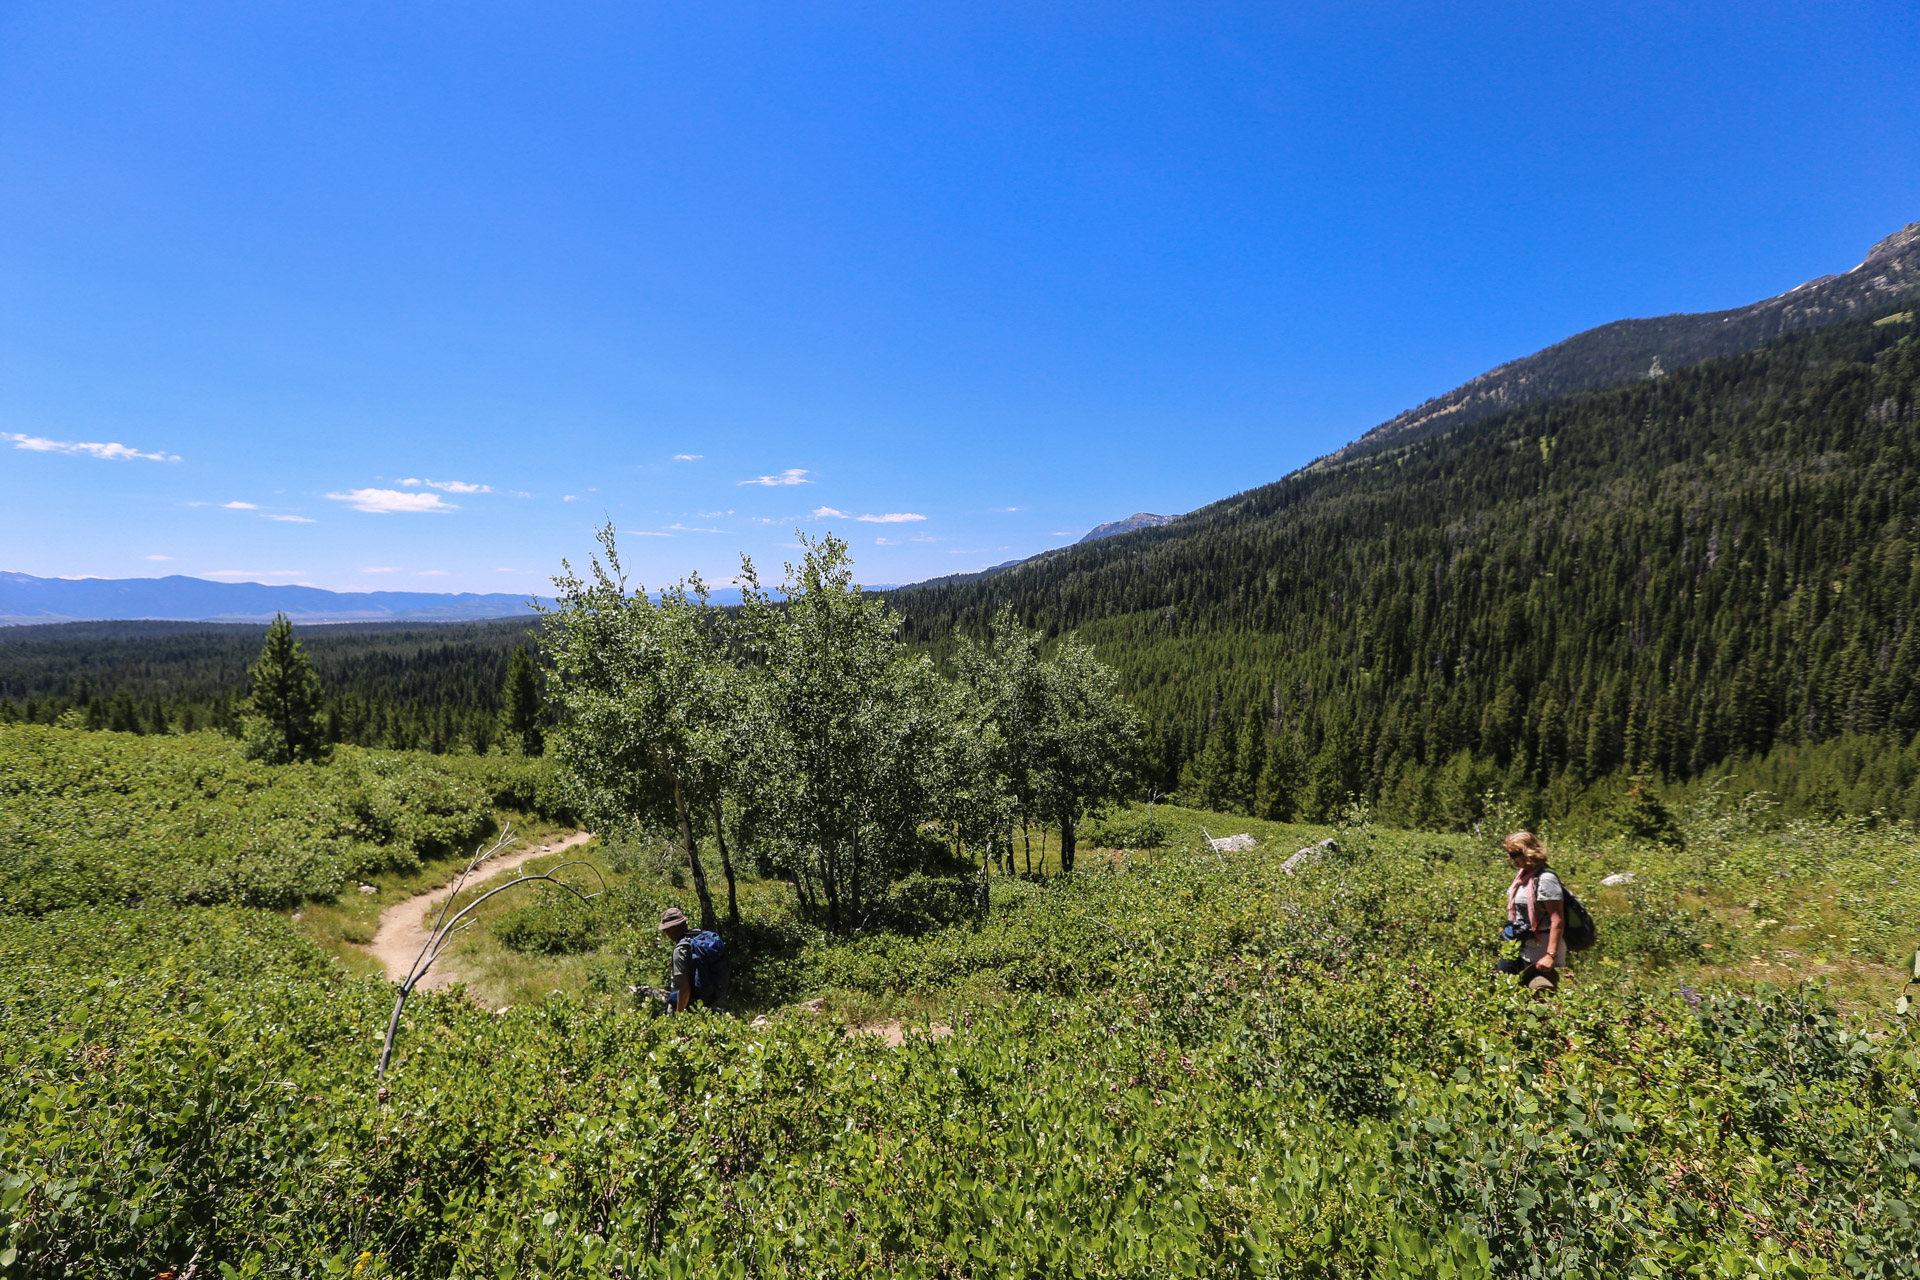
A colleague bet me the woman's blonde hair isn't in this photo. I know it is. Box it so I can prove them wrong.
[1502,830,1549,870]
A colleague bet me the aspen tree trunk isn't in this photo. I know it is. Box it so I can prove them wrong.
[712,800,740,926]
[822,860,843,933]
[672,775,718,932]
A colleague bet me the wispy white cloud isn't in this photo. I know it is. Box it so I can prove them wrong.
[416,569,449,576]
[622,529,673,537]
[810,506,849,519]
[669,523,725,533]
[740,468,811,487]
[563,494,580,502]
[855,512,926,523]
[4,432,180,462]
[326,488,458,514]
[697,509,734,518]
[909,535,943,543]
[398,477,491,493]
[1052,531,1076,537]
[221,500,313,522]
[673,453,703,462]
[875,537,902,546]
[146,554,173,561]
[204,569,307,578]
[497,567,533,574]
[991,506,1027,513]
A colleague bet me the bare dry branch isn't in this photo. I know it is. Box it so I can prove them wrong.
[375,828,606,1081]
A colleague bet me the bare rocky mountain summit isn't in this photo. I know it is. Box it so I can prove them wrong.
[1078,512,1179,543]
[1321,220,1920,467]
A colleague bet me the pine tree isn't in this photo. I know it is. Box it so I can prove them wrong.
[500,645,545,755]
[241,614,329,764]
[1613,769,1683,845]
[1231,706,1266,814]
[1193,712,1237,812]
[1254,728,1299,821]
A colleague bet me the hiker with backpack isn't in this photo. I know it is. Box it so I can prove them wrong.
[639,907,730,1013]
[1499,831,1594,992]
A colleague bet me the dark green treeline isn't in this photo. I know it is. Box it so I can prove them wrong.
[0,619,541,753]
[896,310,1920,826]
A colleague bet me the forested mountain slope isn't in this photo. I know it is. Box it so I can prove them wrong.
[894,309,1920,824]
[1324,220,1920,465]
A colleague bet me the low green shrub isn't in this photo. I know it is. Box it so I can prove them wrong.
[1083,804,1170,848]
[492,884,607,955]
[1594,887,1724,965]
[0,726,561,914]
[8,741,1920,1277]
[4,902,1916,1277]
[869,870,978,934]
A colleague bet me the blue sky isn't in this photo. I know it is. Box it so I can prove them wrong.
[2,1,1916,593]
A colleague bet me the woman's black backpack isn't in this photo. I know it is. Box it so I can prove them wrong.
[1563,889,1598,951]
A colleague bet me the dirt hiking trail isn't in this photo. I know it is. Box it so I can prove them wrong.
[363,830,593,992]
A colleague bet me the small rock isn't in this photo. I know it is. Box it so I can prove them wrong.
[1600,872,1635,886]
[1282,838,1340,876]
[750,1015,771,1029]
[800,998,826,1014]
[1208,833,1257,852]
[290,911,303,923]
[358,884,378,895]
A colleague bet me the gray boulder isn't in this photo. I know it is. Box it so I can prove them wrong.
[1282,838,1340,876]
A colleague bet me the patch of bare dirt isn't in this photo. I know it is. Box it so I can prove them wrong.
[847,1021,954,1048]
[748,1001,955,1048]
[362,830,593,992]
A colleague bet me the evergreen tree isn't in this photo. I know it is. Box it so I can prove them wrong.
[500,645,545,755]
[1192,708,1237,811]
[1231,706,1266,814]
[241,614,329,764]
[1613,770,1683,845]
[1253,727,1299,821]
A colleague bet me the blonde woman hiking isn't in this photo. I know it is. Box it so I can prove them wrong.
[1500,831,1566,992]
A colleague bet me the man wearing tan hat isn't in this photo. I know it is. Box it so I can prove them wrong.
[656,907,696,1013]
[632,906,730,1013]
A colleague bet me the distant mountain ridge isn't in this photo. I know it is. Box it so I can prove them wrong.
[1322,221,1920,466]
[0,572,540,624]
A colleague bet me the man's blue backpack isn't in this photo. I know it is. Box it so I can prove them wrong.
[686,930,730,1005]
